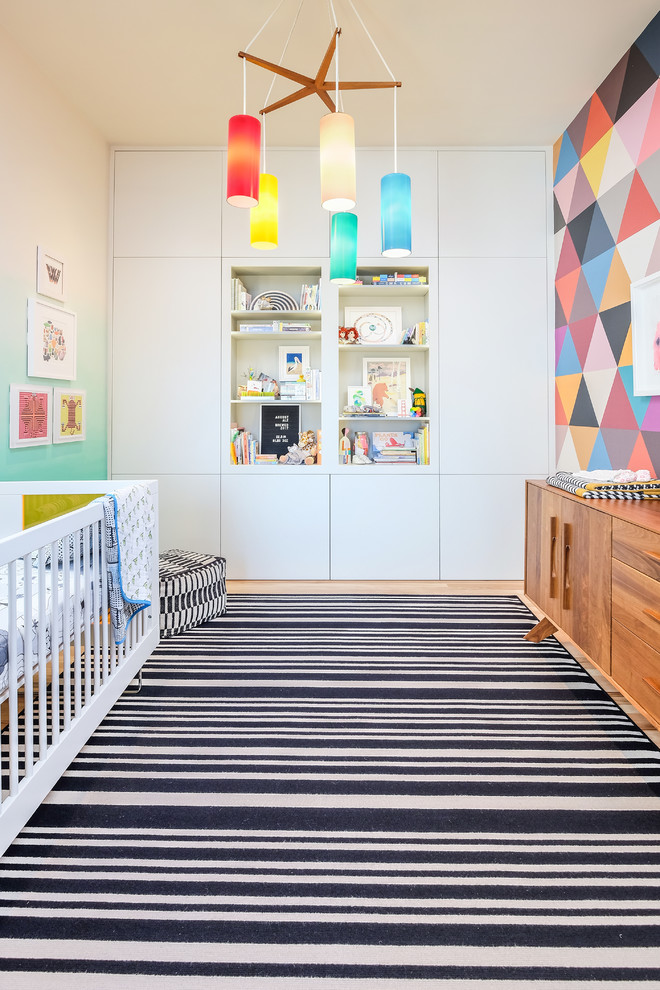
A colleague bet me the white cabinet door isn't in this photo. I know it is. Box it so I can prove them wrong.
[112,257,222,475]
[113,473,221,555]
[113,150,223,258]
[439,257,549,475]
[221,474,330,579]
[221,150,330,258]
[330,475,439,580]
[354,150,439,259]
[440,474,542,580]
[437,150,547,258]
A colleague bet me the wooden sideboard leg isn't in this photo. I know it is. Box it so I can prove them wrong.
[524,616,558,643]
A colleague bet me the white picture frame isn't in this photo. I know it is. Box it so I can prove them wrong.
[363,357,411,416]
[278,345,310,382]
[27,298,77,380]
[9,384,52,447]
[53,387,86,443]
[344,306,403,345]
[631,271,660,395]
[36,247,66,301]
[347,384,372,408]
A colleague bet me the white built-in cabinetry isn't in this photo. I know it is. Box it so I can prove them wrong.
[111,146,550,579]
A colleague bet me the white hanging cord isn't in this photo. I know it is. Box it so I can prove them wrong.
[393,86,398,173]
[327,0,338,28]
[242,57,247,115]
[262,113,267,173]
[263,0,305,109]
[346,0,396,81]
[245,0,289,52]
[327,0,343,111]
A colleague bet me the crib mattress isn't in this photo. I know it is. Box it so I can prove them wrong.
[0,561,87,696]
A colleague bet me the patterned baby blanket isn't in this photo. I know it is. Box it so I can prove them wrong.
[100,484,155,644]
[546,471,660,499]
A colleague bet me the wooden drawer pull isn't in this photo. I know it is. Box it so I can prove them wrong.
[643,607,660,625]
[642,677,660,698]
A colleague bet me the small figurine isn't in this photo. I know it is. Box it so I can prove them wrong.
[409,387,427,417]
[340,427,352,464]
[298,430,318,464]
[338,326,359,343]
[353,431,372,464]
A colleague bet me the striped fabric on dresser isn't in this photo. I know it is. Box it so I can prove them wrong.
[1,594,659,988]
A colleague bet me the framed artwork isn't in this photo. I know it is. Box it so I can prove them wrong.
[363,357,410,416]
[27,298,77,380]
[278,345,310,382]
[9,384,52,447]
[36,247,66,301]
[344,306,402,344]
[53,387,86,443]
[347,384,372,407]
[631,272,660,395]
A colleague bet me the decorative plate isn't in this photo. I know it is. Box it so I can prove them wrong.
[250,291,298,312]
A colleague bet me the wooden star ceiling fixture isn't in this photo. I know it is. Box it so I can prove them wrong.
[238,27,401,118]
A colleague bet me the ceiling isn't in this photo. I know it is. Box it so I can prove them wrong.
[1,0,658,149]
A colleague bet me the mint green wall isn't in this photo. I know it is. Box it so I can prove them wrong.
[0,29,109,482]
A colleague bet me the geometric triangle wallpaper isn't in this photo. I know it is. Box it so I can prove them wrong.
[553,11,660,474]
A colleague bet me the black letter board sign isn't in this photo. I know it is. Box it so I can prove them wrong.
[260,404,301,456]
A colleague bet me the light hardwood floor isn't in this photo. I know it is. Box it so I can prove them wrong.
[226,579,660,746]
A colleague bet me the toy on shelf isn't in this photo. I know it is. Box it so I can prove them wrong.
[340,427,352,464]
[338,326,359,343]
[409,387,426,417]
[353,431,372,464]
[279,429,318,465]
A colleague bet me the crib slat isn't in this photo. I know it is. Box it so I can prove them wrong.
[37,548,48,759]
[7,560,19,796]
[62,545,72,731]
[22,553,34,779]
[91,522,101,692]
[49,541,60,746]
[83,527,92,704]
[99,522,109,683]
[73,531,82,717]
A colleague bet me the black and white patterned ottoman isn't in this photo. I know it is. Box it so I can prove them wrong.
[159,549,227,638]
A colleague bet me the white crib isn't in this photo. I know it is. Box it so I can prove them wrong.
[0,480,159,856]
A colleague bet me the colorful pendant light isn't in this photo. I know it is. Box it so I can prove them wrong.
[227,58,261,208]
[320,111,356,212]
[330,211,357,285]
[381,172,411,256]
[381,87,411,256]
[250,172,278,249]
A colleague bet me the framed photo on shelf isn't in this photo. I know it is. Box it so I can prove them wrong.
[363,357,411,416]
[9,384,52,447]
[344,306,402,345]
[27,298,77,380]
[631,271,660,395]
[278,345,310,382]
[347,384,372,408]
[53,387,86,443]
[36,247,66,301]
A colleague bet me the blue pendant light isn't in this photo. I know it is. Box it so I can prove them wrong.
[381,172,411,257]
[380,87,412,257]
[330,212,358,285]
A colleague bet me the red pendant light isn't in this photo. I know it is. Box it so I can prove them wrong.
[226,114,261,208]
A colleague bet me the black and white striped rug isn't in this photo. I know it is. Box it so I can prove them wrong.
[2,594,660,988]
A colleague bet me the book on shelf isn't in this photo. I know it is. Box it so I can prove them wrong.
[231,277,252,311]
[369,428,429,465]
[400,321,428,345]
[238,321,313,333]
[230,426,258,465]
[367,273,427,286]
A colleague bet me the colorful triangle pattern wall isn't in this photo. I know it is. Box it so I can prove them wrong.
[553,12,660,475]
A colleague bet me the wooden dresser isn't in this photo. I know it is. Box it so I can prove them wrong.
[524,479,660,729]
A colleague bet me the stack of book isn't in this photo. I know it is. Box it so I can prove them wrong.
[300,284,321,310]
[368,274,427,285]
[416,424,430,465]
[231,277,252,311]
[238,321,313,333]
[372,431,418,464]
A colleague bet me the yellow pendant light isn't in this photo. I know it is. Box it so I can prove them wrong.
[250,172,279,249]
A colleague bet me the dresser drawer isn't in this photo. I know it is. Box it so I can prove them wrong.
[612,558,660,651]
[612,619,660,725]
[612,517,660,581]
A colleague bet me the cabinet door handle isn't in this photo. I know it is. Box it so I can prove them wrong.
[642,607,660,626]
[562,522,572,611]
[549,515,558,599]
[642,676,660,698]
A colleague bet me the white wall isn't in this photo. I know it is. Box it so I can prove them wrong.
[0,28,110,482]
